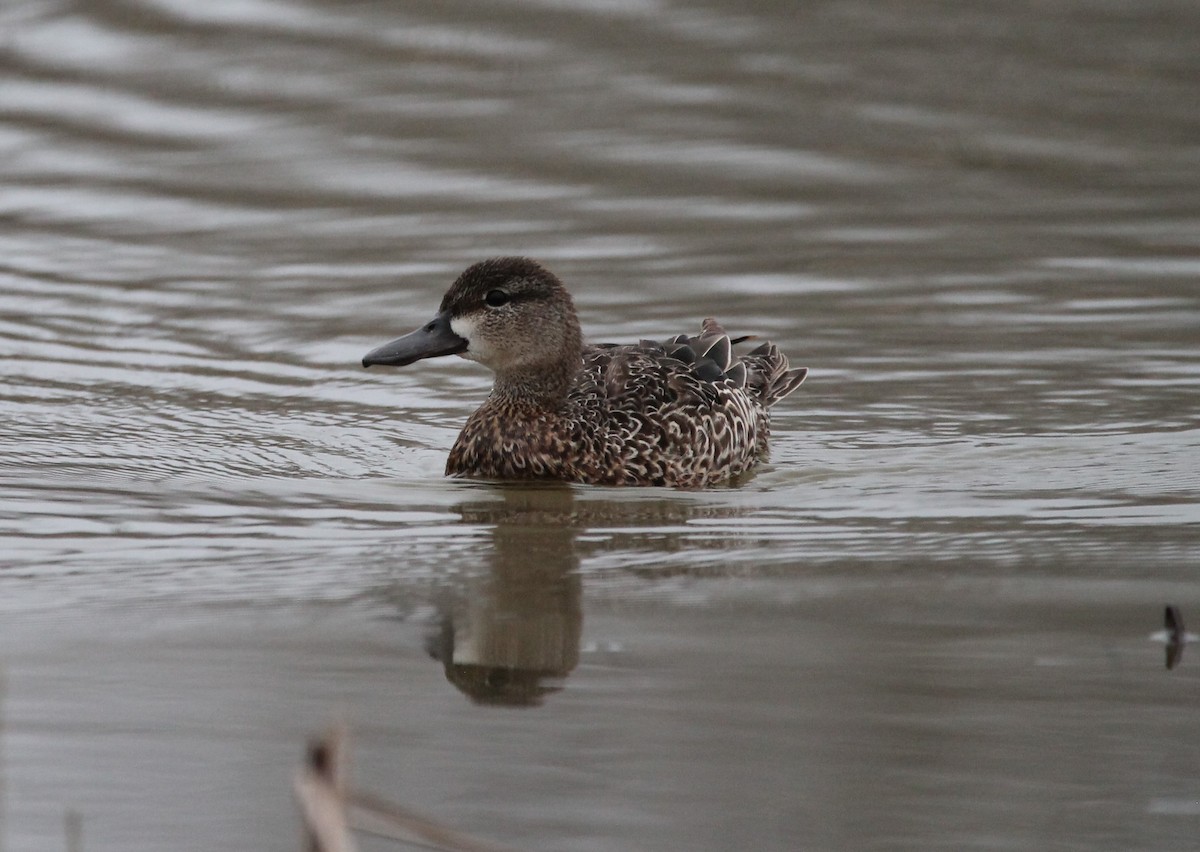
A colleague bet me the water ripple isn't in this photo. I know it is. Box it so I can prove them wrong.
[1,0,1198,614]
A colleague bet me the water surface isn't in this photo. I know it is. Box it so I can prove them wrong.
[2,0,1199,850]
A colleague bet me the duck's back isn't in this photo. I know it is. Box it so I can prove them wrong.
[562,320,807,487]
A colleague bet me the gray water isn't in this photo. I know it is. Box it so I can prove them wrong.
[2,0,1199,849]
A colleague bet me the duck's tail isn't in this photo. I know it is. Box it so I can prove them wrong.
[742,340,807,408]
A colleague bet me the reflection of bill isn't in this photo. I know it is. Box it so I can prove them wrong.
[426,488,582,707]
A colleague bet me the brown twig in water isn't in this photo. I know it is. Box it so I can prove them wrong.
[347,789,520,852]
[295,724,521,852]
[293,725,357,852]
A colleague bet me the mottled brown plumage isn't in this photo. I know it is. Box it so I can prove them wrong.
[362,257,807,488]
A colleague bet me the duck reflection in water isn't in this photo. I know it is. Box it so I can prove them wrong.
[426,486,582,707]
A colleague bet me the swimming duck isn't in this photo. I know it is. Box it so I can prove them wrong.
[362,257,806,488]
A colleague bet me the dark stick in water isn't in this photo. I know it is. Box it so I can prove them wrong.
[1165,605,1186,670]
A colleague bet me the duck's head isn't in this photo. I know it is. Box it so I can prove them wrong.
[362,257,582,377]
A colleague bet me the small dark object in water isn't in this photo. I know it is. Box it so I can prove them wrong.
[1165,605,1186,670]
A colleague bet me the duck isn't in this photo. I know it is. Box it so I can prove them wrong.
[362,257,807,488]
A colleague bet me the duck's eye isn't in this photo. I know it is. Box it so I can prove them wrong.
[484,289,510,308]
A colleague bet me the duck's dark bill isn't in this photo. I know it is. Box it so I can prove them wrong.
[362,310,467,368]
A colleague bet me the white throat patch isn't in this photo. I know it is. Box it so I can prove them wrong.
[449,315,486,362]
